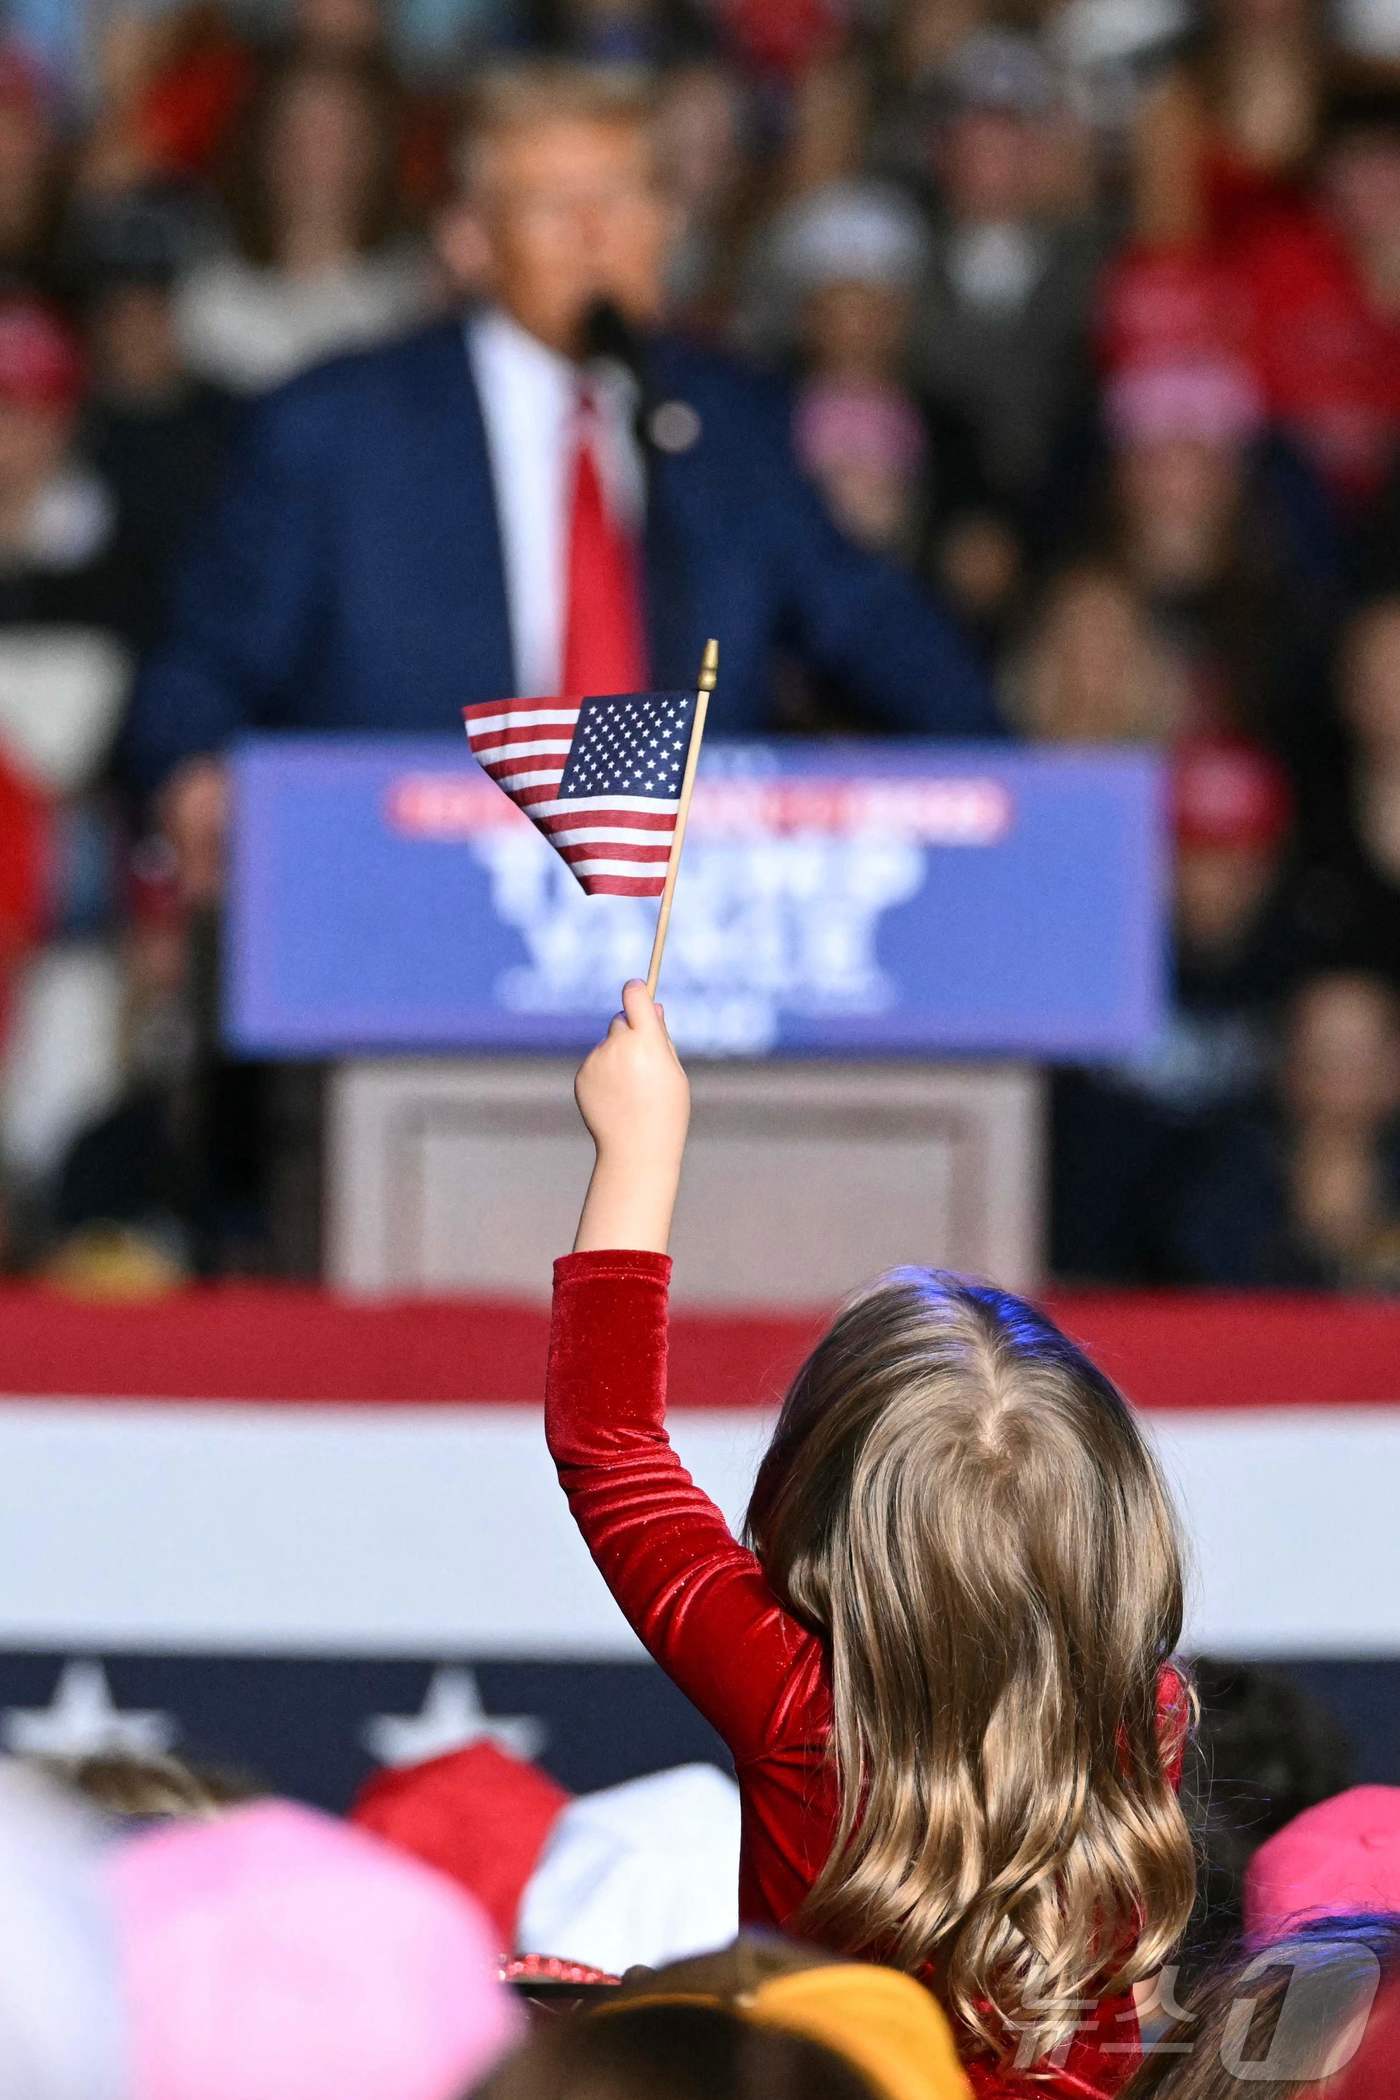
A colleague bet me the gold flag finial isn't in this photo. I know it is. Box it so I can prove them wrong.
[699,639,720,693]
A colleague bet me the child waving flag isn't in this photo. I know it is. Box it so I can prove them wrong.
[544,980,1194,2099]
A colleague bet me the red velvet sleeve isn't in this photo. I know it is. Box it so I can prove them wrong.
[546,1250,813,1760]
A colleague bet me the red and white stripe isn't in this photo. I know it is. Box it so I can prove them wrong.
[5,1289,1400,1657]
[463,698,679,898]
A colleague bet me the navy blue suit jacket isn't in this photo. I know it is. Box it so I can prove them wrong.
[124,317,998,789]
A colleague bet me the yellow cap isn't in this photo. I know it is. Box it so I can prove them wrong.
[746,1965,971,2100]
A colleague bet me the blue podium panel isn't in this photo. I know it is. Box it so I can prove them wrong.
[226,737,1166,1059]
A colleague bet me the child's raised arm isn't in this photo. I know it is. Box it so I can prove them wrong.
[572,979,690,1255]
[548,983,815,1760]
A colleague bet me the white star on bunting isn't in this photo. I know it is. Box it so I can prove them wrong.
[361,1666,546,1768]
[1,1660,177,1759]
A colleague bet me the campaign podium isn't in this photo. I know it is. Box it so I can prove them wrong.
[227,737,1166,1301]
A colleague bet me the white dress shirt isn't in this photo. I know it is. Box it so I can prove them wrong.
[467,306,643,697]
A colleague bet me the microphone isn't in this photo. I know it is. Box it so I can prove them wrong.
[579,296,701,457]
[580,296,643,385]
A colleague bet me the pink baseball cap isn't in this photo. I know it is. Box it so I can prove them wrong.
[1246,1788,1400,1941]
[795,381,928,480]
[108,1801,521,2100]
[1107,355,1265,450]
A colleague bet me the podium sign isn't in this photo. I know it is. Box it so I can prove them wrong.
[227,737,1165,1059]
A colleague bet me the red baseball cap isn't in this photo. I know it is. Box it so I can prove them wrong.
[0,302,83,411]
[351,1742,571,1954]
[1173,735,1293,852]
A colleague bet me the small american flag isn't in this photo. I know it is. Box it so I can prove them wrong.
[463,690,699,897]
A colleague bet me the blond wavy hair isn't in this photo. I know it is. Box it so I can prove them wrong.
[744,1269,1195,2068]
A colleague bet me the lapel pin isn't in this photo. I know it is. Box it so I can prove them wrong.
[648,400,702,454]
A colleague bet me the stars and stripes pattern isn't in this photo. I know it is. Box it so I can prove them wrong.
[463,691,697,897]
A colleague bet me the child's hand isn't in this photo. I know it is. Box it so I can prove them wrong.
[575,980,690,1163]
[572,982,690,1254]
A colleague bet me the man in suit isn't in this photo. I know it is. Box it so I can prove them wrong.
[127,64,998,898]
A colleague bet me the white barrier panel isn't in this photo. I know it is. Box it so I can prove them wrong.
[0,1400,1397,1660]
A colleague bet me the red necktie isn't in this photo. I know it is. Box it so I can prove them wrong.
[561,389,648,696]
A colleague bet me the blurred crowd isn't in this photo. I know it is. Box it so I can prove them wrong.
[0,1657,1397,2100]
[6,0,1400,1283]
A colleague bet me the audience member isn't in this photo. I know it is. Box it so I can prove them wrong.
[478,1956,973,2100]
[103,0,400,192]
[175,49,430,394]
[657,60,756,327]
[0,1762,129,2100]
[1131,0,1323,248]
[1008,559,1186,741]
[1125,1913,1400,2099]
[71,184,232,647]
[355,1741,741,1973]
[1299,593,1400,983]
[38,1748,260,1820]
[474,2000,884,2100]
[912,32,1102,522]
[757,178,1015,622]
[1052,737,1300,1282]
[1179,1658,1354,1980]
[1167,969,1400,1286]
[1096,356,1326,758]
[0,41,64,299]
[1237,78,1400,523]
[110,6,259,190]
[0,300,135,641]
[108,1799,521,2100]
[0,298,135,1231]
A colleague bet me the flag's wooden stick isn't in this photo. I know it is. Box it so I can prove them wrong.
[646,638,718,999]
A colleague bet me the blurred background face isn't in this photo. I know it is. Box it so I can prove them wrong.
[1218,0,1311,34]
[1344,601,1400,753]
[1286,976,1400,1129]
[293,0,385,53]
[817,460,913,549]
[1324,132,1400,251]
[1117,437,1241,583]
[1176,842,1277,955]
[657,65,745,219]
[265,71,377,234]
[801,281,912,379]
[449,115,674,352]
[941,109,1039,220]
[1028,571,1160,741]
[86,286,183,400]
[0,398,72,503]
[0,94,48,245]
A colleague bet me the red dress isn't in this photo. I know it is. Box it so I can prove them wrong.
[547,1250,1185,2098]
